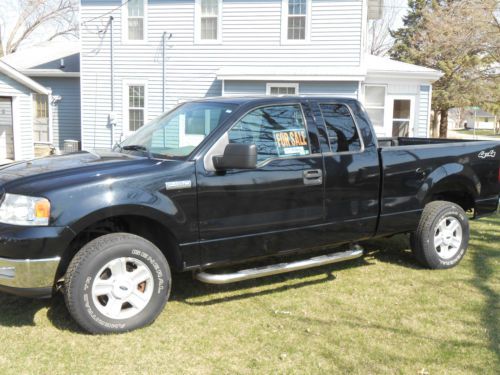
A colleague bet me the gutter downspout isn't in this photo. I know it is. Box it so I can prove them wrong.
[109,16,116,147]
[162,31,166,113]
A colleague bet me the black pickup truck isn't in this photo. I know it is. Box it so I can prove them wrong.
[0,97,498,333]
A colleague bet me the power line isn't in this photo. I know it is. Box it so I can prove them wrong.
[81,0,131,26]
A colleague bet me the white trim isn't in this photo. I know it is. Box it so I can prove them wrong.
[426,85,433,137]
[266,82,299,95]
[0,61,50,95]
[21,70,80,78]
[121,0,148,44]
[122,79,148,137]
[281,0,312,45]
[194,0,223,44]
[360,0,368,72]
[11,96,21,160]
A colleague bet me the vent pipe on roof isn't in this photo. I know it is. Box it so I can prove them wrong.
[59,58,65,69]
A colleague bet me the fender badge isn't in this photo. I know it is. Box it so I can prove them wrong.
[478,150,496,159]
[165,180,192,190]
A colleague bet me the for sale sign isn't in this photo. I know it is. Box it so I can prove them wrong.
[273,129,310,157]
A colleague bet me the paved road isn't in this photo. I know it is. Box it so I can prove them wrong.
[448,130,500,141]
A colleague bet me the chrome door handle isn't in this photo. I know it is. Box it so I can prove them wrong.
[303,169,323,185]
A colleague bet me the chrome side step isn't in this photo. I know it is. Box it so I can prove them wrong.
[194,249,363,285]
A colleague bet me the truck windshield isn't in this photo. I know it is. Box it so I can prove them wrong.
[118,101,237,158]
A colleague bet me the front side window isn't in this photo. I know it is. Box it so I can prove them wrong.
[127,0,145,40]
[228,105,310,163]
[198,0,221,41]
[120,101,237,157]
[284,0,308,41]
[128,85,145,132]
[33,94,49,142]
[320,104,361,153]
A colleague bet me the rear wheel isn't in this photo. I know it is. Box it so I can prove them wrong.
[410,201,469,269]
[64,233,171,334]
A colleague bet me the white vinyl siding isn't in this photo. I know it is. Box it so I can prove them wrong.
[225,81,358,97]
[417,85,430,137]
[80,0,364,149]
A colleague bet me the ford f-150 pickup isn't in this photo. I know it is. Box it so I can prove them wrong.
[0,97,498,333]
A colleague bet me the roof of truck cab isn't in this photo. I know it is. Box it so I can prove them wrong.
[190,96,358,105]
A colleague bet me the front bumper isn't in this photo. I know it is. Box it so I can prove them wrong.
[0,225,74,297]
[0,256,61,297]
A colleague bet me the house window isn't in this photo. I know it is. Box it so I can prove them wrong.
[126,0,145,41]
[282,0,310,42]
[128,85,145,132]
[33,94,49,142]
[197,0,222,42]
[266,83,299,96]
[364,85,386,129]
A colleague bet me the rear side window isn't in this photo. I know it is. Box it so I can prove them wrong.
[228,105,310,163]
[320,104,361,153]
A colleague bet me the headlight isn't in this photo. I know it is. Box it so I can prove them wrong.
[0,193,51,226]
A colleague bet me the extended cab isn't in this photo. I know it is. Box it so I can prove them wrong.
[0,97,498,333]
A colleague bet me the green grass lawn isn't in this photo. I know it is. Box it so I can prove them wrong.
[0,215,499,374]
[455,129,500,138]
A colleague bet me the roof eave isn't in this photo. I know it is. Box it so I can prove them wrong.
[0,61,51,95]
[368,70,443,82]
[22,69,80,78]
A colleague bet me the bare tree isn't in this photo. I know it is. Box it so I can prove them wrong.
[0,0,78,57]
[367,0,404,56]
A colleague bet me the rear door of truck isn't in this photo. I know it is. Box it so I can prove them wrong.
[309,99,381,243]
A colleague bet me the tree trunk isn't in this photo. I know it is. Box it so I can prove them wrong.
[439,109,448,138]
[430,110,440,137]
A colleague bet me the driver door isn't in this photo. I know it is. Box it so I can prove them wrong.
[195,102,325,266]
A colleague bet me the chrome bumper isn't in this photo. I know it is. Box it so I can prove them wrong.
[0,256,60,289]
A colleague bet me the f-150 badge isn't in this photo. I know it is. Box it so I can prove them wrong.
[478,150,496,159]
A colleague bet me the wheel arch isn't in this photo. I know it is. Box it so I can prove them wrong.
[56,207,185,281]
[419,163,480,212]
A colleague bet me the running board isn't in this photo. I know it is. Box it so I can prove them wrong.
[194,249,363,285]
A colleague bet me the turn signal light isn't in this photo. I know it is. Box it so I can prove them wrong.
[35,199,51,219]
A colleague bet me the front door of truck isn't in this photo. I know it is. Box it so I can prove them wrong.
[196,102,325,265]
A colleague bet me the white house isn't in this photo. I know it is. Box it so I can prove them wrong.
[77,0,441,151]
[0,41,81,161]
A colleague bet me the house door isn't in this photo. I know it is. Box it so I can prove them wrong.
[390,97,414,137]
[0,97,14,160]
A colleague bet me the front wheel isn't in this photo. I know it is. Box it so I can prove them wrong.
[64,233,171,334]
[410,201,469,269]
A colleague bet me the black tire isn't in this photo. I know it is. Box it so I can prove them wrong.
[410,201,469,269]
[64,233,171,334]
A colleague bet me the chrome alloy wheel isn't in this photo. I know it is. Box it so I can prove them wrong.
[433,216,463,260]
[91,257,154,320]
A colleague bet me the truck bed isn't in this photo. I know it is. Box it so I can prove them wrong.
[376,137,500,236]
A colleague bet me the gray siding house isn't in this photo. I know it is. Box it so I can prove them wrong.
[80,0,441,150]
[0,41,81,161]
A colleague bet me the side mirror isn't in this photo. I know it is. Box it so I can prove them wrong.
[212,143,257,170]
